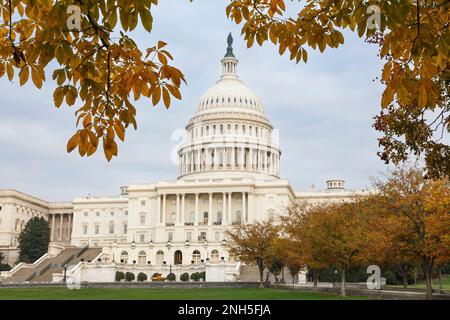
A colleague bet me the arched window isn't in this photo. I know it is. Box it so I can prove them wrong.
[211,250,220,263]
[156,250,164,266]
[203,211,208,224]
[174,250,183,265]
[138,251,146,265]
[108,221,115,234]
[192,250,201,264]
[94,223,100,235]
[120,251,128,264]
[220,124,224,134]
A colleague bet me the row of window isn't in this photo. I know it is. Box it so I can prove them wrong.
[82,210,128,217]
[190,123,268,140]
[199,96,261,110]
[82,221,127,235]
[119,249,221,265]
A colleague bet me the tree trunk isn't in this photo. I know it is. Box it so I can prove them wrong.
[422,259,433,300]
[438,267,443,290]
[341,268,346,297]
[280,268,285,284]
[313,269,318,292]
[258,263,264,288]
[401,269,409,288]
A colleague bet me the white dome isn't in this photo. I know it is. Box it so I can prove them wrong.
[178,34,280,181]
[196,78,266,117]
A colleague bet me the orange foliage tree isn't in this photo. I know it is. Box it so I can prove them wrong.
[226,218,280,288]
[373,165,450,299]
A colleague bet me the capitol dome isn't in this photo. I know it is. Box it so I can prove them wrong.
[178,34,280,181]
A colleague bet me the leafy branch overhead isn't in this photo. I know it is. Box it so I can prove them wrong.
[0,0,185,161]
[226,0,449,178]
[0,0,449,177]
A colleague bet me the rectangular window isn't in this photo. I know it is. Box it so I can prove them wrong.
[84,212,88,217]
[123,223,128,234]
[83,225,88,235]
[94,225,99,235]
[215,232,220,241]
[141,200,146,206]
[139,234,145,243]
[168,232,173,242]
[95,212,100,217]
[186,232,192,241]
[140,214,146,225]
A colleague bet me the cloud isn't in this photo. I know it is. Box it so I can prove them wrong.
[0,1,389,200]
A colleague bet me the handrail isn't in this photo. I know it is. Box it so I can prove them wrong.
[25,272,36,282]
[39,263,53,276]
[76,244,89,258]
[62,254,75,267]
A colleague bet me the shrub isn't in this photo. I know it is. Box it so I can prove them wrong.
[199,271,206,281]
[115,271,125,282]
[190,272,200,281]
[180,272,189,282]
[167,273,176,281]
[125,272,135,282]
[0,263,11,272]
[137,272,147,282]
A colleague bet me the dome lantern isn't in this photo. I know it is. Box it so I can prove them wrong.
[221,33,239,80]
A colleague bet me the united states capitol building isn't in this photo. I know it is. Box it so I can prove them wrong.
[0,36,369,283]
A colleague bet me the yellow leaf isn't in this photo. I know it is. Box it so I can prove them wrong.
[19,66,29,86]
[418,85,427,108]
[162,87,170,108]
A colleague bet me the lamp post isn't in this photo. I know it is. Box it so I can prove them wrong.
[63,265,67,283]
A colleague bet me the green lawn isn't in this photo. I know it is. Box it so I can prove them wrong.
[393,274,450,291]
[0,287,368,300]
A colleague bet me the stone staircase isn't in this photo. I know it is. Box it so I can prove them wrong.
[238,265,297,284]
[3,247,102,283]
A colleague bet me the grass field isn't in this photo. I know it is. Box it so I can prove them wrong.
[394,274,450,291]
[0,287,368,300]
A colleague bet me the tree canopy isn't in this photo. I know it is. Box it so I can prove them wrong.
[1,0,448,176]
[18,216,50,263]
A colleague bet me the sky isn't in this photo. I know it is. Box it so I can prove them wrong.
[0,1,389,202]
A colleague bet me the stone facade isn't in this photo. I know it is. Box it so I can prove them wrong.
[0,37,371,280]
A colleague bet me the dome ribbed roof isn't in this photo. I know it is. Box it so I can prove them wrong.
[195,78,266,117]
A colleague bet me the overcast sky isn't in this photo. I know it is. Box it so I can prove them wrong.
[0,1,389,202]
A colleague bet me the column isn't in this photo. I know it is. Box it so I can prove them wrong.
[264,150,268,173]
[181,194,185,224]
[214,147,218,170]
[67,214,72,241]
[208,193,213,225]
[240,147,245,168]
[194,193,199,225]
[59,214,63,241]
[157,194,162,224]
[162,194,167,225]
[231,146,235,170]
[223,147,227,169]
[228,192,232,224]
[242,192,247,223]
[222,193,226,225]
[176,194,180,224]
[248,193,254,222]
[51,214,55,242]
